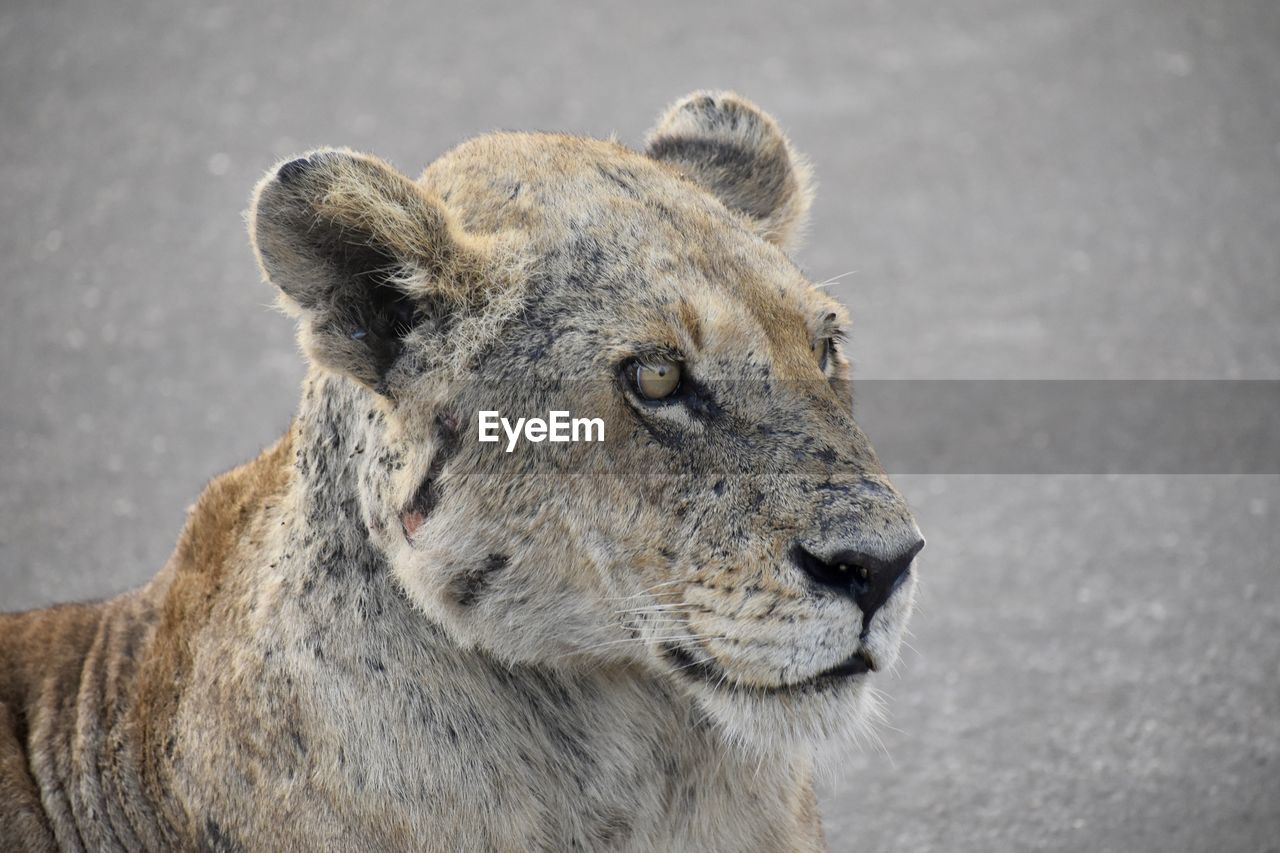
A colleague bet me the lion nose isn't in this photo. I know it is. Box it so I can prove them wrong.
[791,537,924,633]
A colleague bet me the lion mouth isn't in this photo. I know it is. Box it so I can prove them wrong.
[660,643,876,696]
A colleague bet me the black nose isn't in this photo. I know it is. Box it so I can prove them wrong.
[792,538,924,635]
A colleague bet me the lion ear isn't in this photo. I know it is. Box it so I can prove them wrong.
[249,149,493,393]
[645,91,814,251]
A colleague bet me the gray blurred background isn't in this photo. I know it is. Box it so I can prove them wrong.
[1,0,1277,850]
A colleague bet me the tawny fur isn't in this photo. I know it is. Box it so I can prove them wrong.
[1,92,921,852]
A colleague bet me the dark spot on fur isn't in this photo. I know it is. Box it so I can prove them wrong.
[649,199,678,224]
[401,412,464,538]
[202,817,240,853]
[276,157,311,185]
[680,377,725,422]
[595,163,640,196]
[712,479,726,496]
[451,553,510,607]
[435,411,461,449]
[688,94,717,115]
[594,811,634,845]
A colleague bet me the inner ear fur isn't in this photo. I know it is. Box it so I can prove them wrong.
[645,91,815,251]
[249,149,495,391]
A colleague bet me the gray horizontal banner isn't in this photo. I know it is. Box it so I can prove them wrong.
[853,380,1279,475]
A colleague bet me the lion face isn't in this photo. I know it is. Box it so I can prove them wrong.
[251,92,922,754]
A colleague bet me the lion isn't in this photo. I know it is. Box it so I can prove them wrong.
[0,91,923,851]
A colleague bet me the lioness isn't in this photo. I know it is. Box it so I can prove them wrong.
[1,92,923,851]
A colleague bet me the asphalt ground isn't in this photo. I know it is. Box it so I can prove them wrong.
[1,1,1277,850]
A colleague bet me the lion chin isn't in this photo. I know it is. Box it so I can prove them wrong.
[685,673,885,764]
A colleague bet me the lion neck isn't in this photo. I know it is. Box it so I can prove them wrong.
[288,370,391,584]
[256,370,435,660]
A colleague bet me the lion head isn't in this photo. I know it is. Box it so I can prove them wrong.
[250,91,923,755]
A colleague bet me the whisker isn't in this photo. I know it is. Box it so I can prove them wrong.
[814,268,859,288]
[583,634,692,646]
[562,634,733,664]
[611,596,691,604]
[602,586,685,603]
[560,636,686,656]
[613,604,691,615]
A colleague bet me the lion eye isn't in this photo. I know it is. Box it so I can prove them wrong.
[813,337,833,370]
[634,361,683,400]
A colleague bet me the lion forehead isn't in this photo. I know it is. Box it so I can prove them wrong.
[420,133,742,243]
[416,133,824,363]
